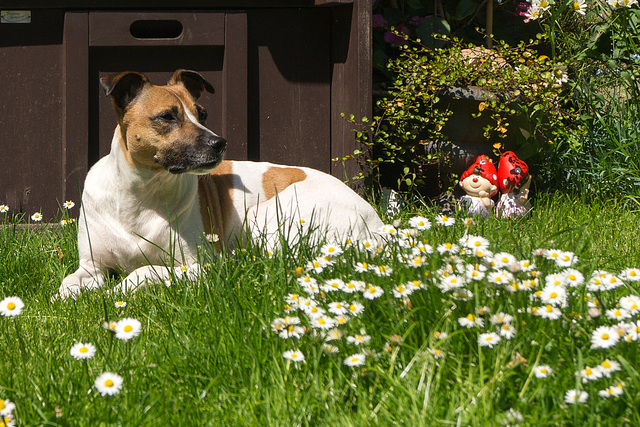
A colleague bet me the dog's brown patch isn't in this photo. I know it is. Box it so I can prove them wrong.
[198,161,234,248]
[262,167,307,200]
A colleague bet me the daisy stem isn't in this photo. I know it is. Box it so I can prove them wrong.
[518,345,544,399]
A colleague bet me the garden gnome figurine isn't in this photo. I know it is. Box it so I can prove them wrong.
[459,155,499,217]
[496,151,532,218]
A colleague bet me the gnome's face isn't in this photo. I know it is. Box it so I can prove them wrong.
[460,172,498,198]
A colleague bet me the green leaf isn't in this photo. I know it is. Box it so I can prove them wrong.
[455,0,477,21]
[416,17,450,51]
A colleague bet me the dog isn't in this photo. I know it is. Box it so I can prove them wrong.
[56,70,384,300]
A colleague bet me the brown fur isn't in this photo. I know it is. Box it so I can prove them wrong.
[262,167,307,201]
[198,161,234,248]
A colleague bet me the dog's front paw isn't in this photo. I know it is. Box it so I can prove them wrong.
[54,276,103,301]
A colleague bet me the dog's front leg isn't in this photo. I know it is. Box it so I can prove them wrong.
[56,258,106,300]
[111,264,202,294]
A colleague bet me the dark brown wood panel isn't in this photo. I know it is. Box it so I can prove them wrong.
[247,8,332,171]
[0,10,65,218]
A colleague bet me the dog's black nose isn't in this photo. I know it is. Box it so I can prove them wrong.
[209,135,227,154]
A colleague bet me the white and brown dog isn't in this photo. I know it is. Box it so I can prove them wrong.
[56,70,383,299]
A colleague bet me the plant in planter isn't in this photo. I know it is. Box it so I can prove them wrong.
[348,34,579,197]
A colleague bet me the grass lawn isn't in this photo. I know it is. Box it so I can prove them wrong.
[1,192,640,426]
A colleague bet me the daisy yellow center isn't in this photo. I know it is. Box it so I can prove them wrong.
[318,318,326,325]
[351,357,359,363]
[380,266,387,272]
[569,275,576,280]
[615,309,622,316]
[442,216,448,221]
[7,302,15,310]
[572,1,580,10]
[540,368,547,373]
[602,361,611,368]
[486,336,493,341]
[104,379,114,387]
[349,305,356,311]
[398,286,405,292]
[602,333,609,340]
[550,292,558,299]
[585,368,593,375]
[532,307,538,314]
[632,304,638,310]
[467,314,475,322]
[495,277,502,283]
[502,325,510,330]
[474,241,481,247]
[362,262,368,269]
[541,0,549,6]
[501,257,508,263]
[546,305,553,313]
[80,347,89,353]
[631,271,637,277]
[311,307,318,313]
[446,243,452,249]
[459,293,467,298]
[418,221,424,226]
[369,288,376,293]
[124,325,133,333]
[291,353,298,358]
[0,401,4,410]
[434,332,441,338]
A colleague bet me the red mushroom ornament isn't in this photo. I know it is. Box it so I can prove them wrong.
[496,151,532,218]
[459,155,499,217]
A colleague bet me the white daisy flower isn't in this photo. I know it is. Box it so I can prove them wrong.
[555,251,578,267]
[564,389,588,404]
[435,214,455,227]
[114,300,127,308]
[277,317,305,339]
[0,399,16,417]
[571,0,587,15]
[487,270,513,286]
[373,265,393,277]
[539,285,568,307]
[31,212,43,222]
[438,275,465,292]
[283,349,305,362]
[489,312,513,325]
[543,249,562,262]
[591,325,620,349]
[453,289,473,301]
[544,273,567,288]
[346,334,371,345]
[0,204,9,214]
[428,348,446,359]
[408,216,431,230]
[321,278,345,293]
[298,298,318,313]
[320,242,343,257]
[343,353,366,367]
[537,304,562,320]
[433,331,448,340]
[354,261,372,273]
[0,296,24,317]
[333,314,351,326]
[310,315,336,330]
[343,280,366,293]
[437,242,459,255]
[599,359,622,377]
[323,343,340,353]
[491,252,517,269]
[621,268,640,282]
[358,239,378,253]
[297,275,317,287]
[63,200,75,210]
[619,295,640,315]
[518,259,535,272]
[459,235,490,251]
[465,264,487,281]
[412,242,434,256]
[562,269,585,287]
[94,372,124,396]
[579,366,603,383]
[324,328,343,342]
[605,307,631,322]
[328,301,349,316]
[70,342,97,360]
[347,301,365,316]
[458,313,484,328]
[306,258,327,274]
[114,318,142,342]
[377,224,398,237]
[391,283,414,298]
[304,305,326,320]
[533,365,553,378]
[406,255,426,268]
[363,285,384,300]
[498,323,517,339]
[478,332,501,348]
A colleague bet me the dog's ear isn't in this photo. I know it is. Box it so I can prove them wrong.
[100,71,150,117]
[169,69,215,100]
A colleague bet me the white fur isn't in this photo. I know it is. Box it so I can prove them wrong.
[57,131,383,300]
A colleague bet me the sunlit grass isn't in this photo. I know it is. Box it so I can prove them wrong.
[1,193,640,425]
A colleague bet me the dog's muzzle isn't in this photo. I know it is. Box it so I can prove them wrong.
[159,133,228,175]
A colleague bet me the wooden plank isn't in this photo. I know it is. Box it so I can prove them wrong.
[247,8,332,171]
[222,12,249,161]
[330,0,371,187]
[89,12,225,46]
[1,1,351,8]
[63,12,89,214]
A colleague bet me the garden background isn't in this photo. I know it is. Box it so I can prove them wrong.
[2,0,640,425]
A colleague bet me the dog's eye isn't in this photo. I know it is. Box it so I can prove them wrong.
[153,111,178,123]
[196,105,208,125]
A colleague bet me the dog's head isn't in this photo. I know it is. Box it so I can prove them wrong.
[100,70,227,174]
